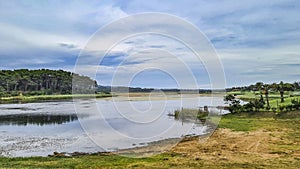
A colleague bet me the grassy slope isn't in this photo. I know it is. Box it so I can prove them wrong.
[0,111,299,169]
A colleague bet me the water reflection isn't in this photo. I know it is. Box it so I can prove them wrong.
[0,114,78,126]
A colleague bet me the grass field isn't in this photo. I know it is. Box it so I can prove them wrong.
[228,90,300,110]
[0,111,299,168]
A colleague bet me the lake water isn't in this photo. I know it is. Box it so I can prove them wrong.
[0,95,226,157]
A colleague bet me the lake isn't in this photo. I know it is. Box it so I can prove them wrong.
[0,95,226,157]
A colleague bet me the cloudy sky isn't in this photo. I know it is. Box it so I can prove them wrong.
[0,0,299,88]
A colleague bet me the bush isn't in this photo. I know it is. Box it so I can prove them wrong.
[291,99,300,110]
[243,102,254,112]
[10,91,19,96]
[23,91,46,96]
[174,110,180,119]
[278,105,286,112]
[0,86,5,97]
[228,100,242,114]
[252,99,265,112]
[286,104,293,111]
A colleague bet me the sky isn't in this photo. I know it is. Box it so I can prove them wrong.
[0,0,300,88]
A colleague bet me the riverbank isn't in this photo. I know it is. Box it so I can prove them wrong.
[0,93,112,104]
[0,92,224,104]
[0,110,299,168]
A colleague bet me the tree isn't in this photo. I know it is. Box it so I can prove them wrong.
[224,94,235,103]
[252,99,265,112]
[262,84,270,110]
[293,82,300,90]
[0,69,97,96]
[277,81,294,103]
[255,82,264,102]
[243,102,254,112]
[279,81,285,103]
[224,94,242,113]
[0,86,5,97]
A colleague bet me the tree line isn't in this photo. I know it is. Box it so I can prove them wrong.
[227,81,299,94]
[97,86,212,94]
[225,81,300,113]
[0,69,97,97]
[227,81,299,104]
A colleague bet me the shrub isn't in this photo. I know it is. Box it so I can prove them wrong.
[291,99,300,110]
[286,104,293,111]
[174,110,180,119]
[278,105,286,112]
[243,102,254,112]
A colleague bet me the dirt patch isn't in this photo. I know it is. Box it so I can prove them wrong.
[168,128,289,163]
[114,128,286,160]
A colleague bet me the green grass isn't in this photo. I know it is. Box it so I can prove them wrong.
[228,91,300,112]
[219,112,280,131]
[1,151,298,169]
[218,115,263,131]
[0,153,209,169]
[269,96,300,107]
[0,154,163,169]
[228,91,295,101]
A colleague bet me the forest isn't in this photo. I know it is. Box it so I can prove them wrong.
[0,69,97,97]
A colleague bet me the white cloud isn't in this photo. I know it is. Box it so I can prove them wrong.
[0,22,85,51]
[0,0,299,88]
[218,44,300,86]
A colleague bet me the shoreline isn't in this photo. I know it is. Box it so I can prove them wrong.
[0,93,112,104]
[47,135,208,158]
[0,92,226,104]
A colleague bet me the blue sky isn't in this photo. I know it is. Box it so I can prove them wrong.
[0,0,300,88]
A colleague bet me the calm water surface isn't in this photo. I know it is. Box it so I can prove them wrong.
[0,96,226,157]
